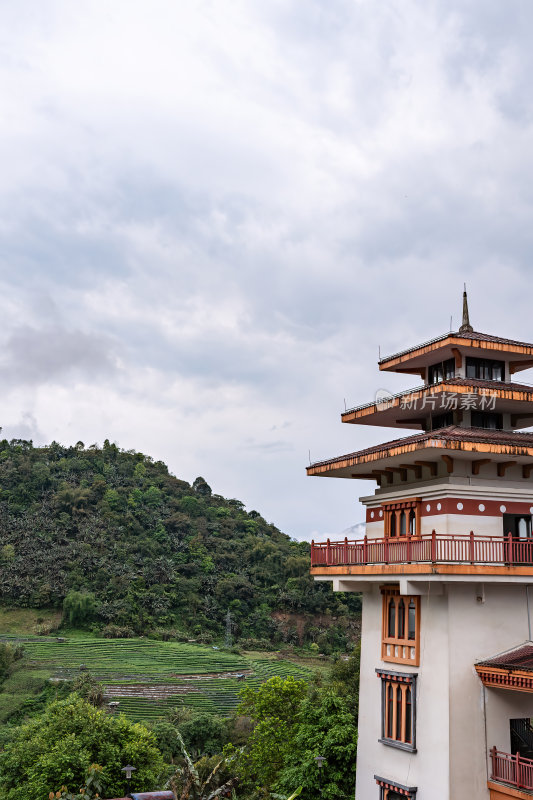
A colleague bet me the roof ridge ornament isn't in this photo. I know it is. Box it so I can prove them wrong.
[459,284,474,334]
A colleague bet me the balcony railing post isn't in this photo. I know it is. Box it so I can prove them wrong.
[326,538,331,566]
[490,746,496,780]
[508,532,514,566]
[363,535,368,564]
[344,536,348,564]
[384,535,389,564]
[407,535,412,563]
[469,531,475,564]
[431,530,436,563]
[311,540,315,566]
[516,751,521,789]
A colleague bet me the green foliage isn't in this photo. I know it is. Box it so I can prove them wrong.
[230,677,308,791]
[63,592,96,628]
[0,438,360,646]
[52,763,104,800]
[0,544,15,564]
[229,650,360,800]
[0,695,165,800]
[0,642,23,681]
[70,674,105,708]
[179,713,228,757]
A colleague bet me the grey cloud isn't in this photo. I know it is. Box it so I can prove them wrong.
[1,412,45,443]
[1,325,119,386]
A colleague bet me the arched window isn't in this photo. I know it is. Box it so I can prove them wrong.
[387,683,394,738]
[396,685,403,740]
[405,686,412,744]
[382,588,420,666]
[400,511,406,537]
[409,509,416,535]
[397,599,405,639]
[390,513,396,537]
[408,599,416,641]
[388,598,396,638]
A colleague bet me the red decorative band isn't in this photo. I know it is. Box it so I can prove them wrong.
[367,498,533,522]
[374,775,417,797]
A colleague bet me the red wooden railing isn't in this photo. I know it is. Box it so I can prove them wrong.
[491,747,533,791]
[310,532,533,567]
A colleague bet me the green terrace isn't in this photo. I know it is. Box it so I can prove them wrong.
[0,636,313,722]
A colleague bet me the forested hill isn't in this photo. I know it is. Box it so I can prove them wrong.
[0,438,359,649]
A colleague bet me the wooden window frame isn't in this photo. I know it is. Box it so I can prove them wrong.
[375,775,417,798]
[383,499,421,539]
[381,586,420,666]
[376,671,417,753]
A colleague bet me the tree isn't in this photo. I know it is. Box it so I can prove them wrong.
[273,689,357,800]
[179,713,228,758]
[63,591,96,627]
[229,676,307,792]
[0,695,165,800]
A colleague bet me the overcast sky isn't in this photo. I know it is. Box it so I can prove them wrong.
[2,1,533,541]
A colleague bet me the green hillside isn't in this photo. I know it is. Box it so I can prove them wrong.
[0,634,313,722]
[0,438,359,649]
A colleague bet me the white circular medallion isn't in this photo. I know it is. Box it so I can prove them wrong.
[500,505,507,513]
[530,507,533,515]
[370,511,374,519]
[379,510,383,518]
[437,503,442,511]
[457,502,464,511]
[426,504,431,512]
[479,504,485,512]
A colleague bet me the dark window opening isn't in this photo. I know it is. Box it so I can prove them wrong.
[408,599,416,640]
[397,599,405,639]
[388,598,396,638]
[466,356,505,382]
[405,687,412,744]
[471,411,503,429]
[430,412,454,430]
[510,718,533,759]
[503,514,532,540]
[428,358,455,384]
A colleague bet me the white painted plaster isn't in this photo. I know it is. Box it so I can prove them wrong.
[350,581,533,800]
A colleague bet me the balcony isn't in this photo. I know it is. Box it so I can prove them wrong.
[490,748,533,797]
[310,532,533,578]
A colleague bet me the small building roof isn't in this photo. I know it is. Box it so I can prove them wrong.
[476,642,533,692]
[478,642,533,672]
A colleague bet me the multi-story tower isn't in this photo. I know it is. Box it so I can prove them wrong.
[308,293,533,800]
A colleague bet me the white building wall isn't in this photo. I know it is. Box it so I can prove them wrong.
[419,513,503,537]
[355,587,450,800]
[447,582,533,799]
[353,580,533,800]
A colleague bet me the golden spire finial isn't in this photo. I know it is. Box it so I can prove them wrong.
[459,284,473,333]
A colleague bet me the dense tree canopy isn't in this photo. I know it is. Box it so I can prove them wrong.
[227,650,359,800]
[0,438,360,646]
[0,695,165,800]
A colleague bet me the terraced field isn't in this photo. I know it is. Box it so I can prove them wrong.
[0,636,313,722]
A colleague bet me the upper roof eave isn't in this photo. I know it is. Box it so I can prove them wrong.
[379,330,533,373]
